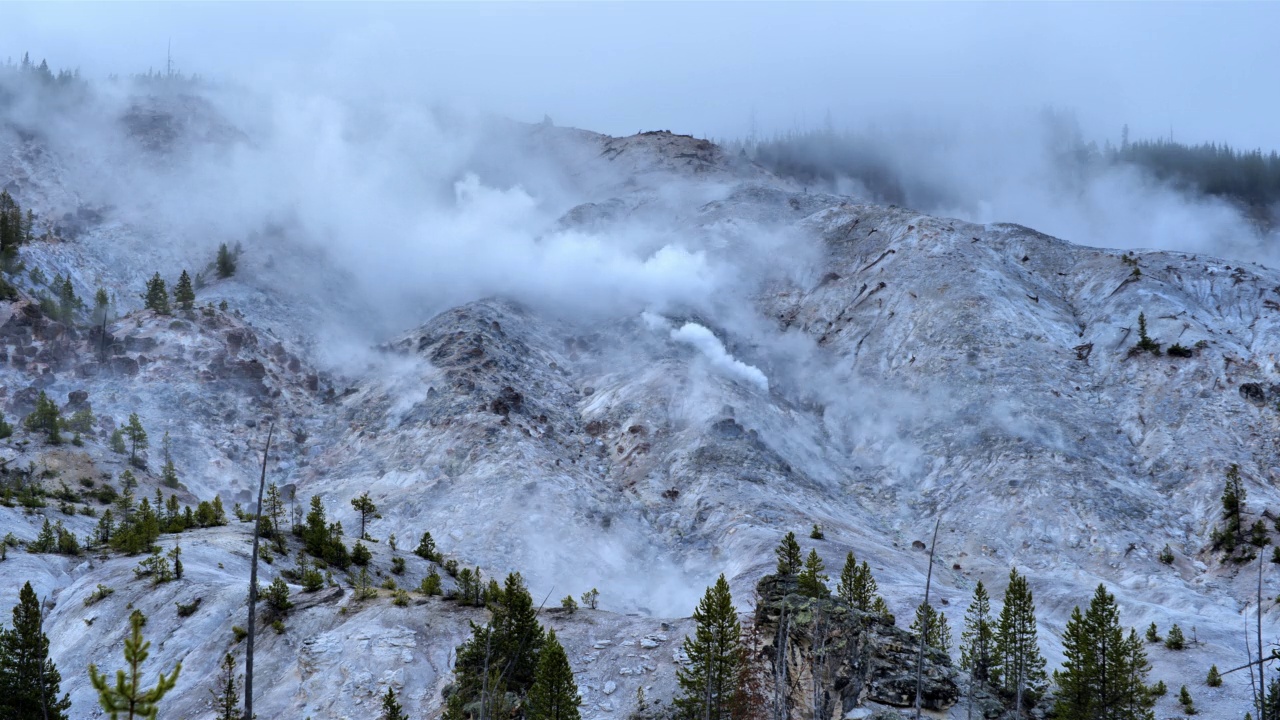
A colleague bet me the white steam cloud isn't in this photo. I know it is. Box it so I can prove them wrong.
[669,322,769,392]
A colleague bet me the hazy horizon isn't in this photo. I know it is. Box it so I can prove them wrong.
[3,2,1279,151]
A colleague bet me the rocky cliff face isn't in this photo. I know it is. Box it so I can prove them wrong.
[753,575,959,719]
[0,87,1277,718]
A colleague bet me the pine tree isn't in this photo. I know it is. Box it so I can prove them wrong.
[1212,463,1247,556]
[675,574,742,720]
[160,458,179,489]
[1178,685,1196,715]
[448,573,546,719]
[960,581,995,684]
[1165,624,1185,650]
[210,653,240,720]
[992,568,1048,710]
[0,582,72,719]
[110,428,127,454]
[217,243,237,278]
[797,549,829,598]
[414,531,438,561]
[1052,584,1154,720]
[125,413,148,467]
[23,390,62,443]
[775,532,802,579]
[351,492,377,540]
[1145,622,1160,643]
[527,629,581,720]
[1207,665,1222,687]
[173,270,195,311]
[836,552,885,615]
[143,273,170,314]
[88,610,181,720]
[910,601,952,654]
[380,686,409,720]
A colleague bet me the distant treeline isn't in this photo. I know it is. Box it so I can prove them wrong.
[1116,139,1280,213]
[733,127,1280,221]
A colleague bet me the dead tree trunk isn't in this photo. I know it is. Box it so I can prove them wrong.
[244,422,274,720]
[915,517,942,719]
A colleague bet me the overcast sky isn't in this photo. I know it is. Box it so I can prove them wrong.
[4,2,1279,149]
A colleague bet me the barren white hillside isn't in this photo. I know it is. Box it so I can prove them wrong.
[2,89,1279,719]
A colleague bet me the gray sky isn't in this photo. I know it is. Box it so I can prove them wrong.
[5,2,1280,149]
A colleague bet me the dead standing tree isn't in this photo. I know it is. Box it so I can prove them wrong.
[244,422,274,720]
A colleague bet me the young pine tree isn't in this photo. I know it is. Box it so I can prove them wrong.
[414,531,438,561]
[380,686,409,720]
[527,629,581,720]
[992,568,1048,709]
[351,492,377,540]
[173,270,195,311]
[910,601,952,654]
[775,532,803,579]
[125,413,148,467]
[217,243,237,279]
[960,581,996,684]
[1052,584,1154,720]
[0,582,72,719]
[143,272,170,314]
[797,549,829,598]
[23,390,62,443]
[88,610,181,720]
[1212,463,1247,556]
[837,551,885,615]
[675,574,742,720]
[210,653,241,720]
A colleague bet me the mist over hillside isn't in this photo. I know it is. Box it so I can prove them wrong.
[1,4,1280,720]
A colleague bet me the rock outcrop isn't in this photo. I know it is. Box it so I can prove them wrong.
[754,575,959,719]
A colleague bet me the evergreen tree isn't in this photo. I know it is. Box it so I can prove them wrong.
[88,610,181,720]
[1178,685,1196,715]
[1212,463,1247,556]
[1165,624,1185,650]
[0,582,72,720]
[910,601,952,654]
[960,581,995,684]
[675,574,742,720]
[414,531,438,561]
[527,629,581,720]
[1145,622,1160,643]
[1052,584,1154,720]
[143,273,170,314]
[797,549,829,598]
[217,243,237,279]
[173,270,195,311]
[1207,665,1222,687]
[263,483,285,545]
[23,390,62,443]
[160,458,179,489]
[774,532,802,578]
[836,552,884,615]
[447,573,546,719]
[381,686,409,720]
[210,653,240,720]
[992,568,1048,709]
[110,428,127,454]
[125,414,148,467]
[351,492,377,540]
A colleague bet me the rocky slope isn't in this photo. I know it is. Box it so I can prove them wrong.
[1,84,1279,718]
